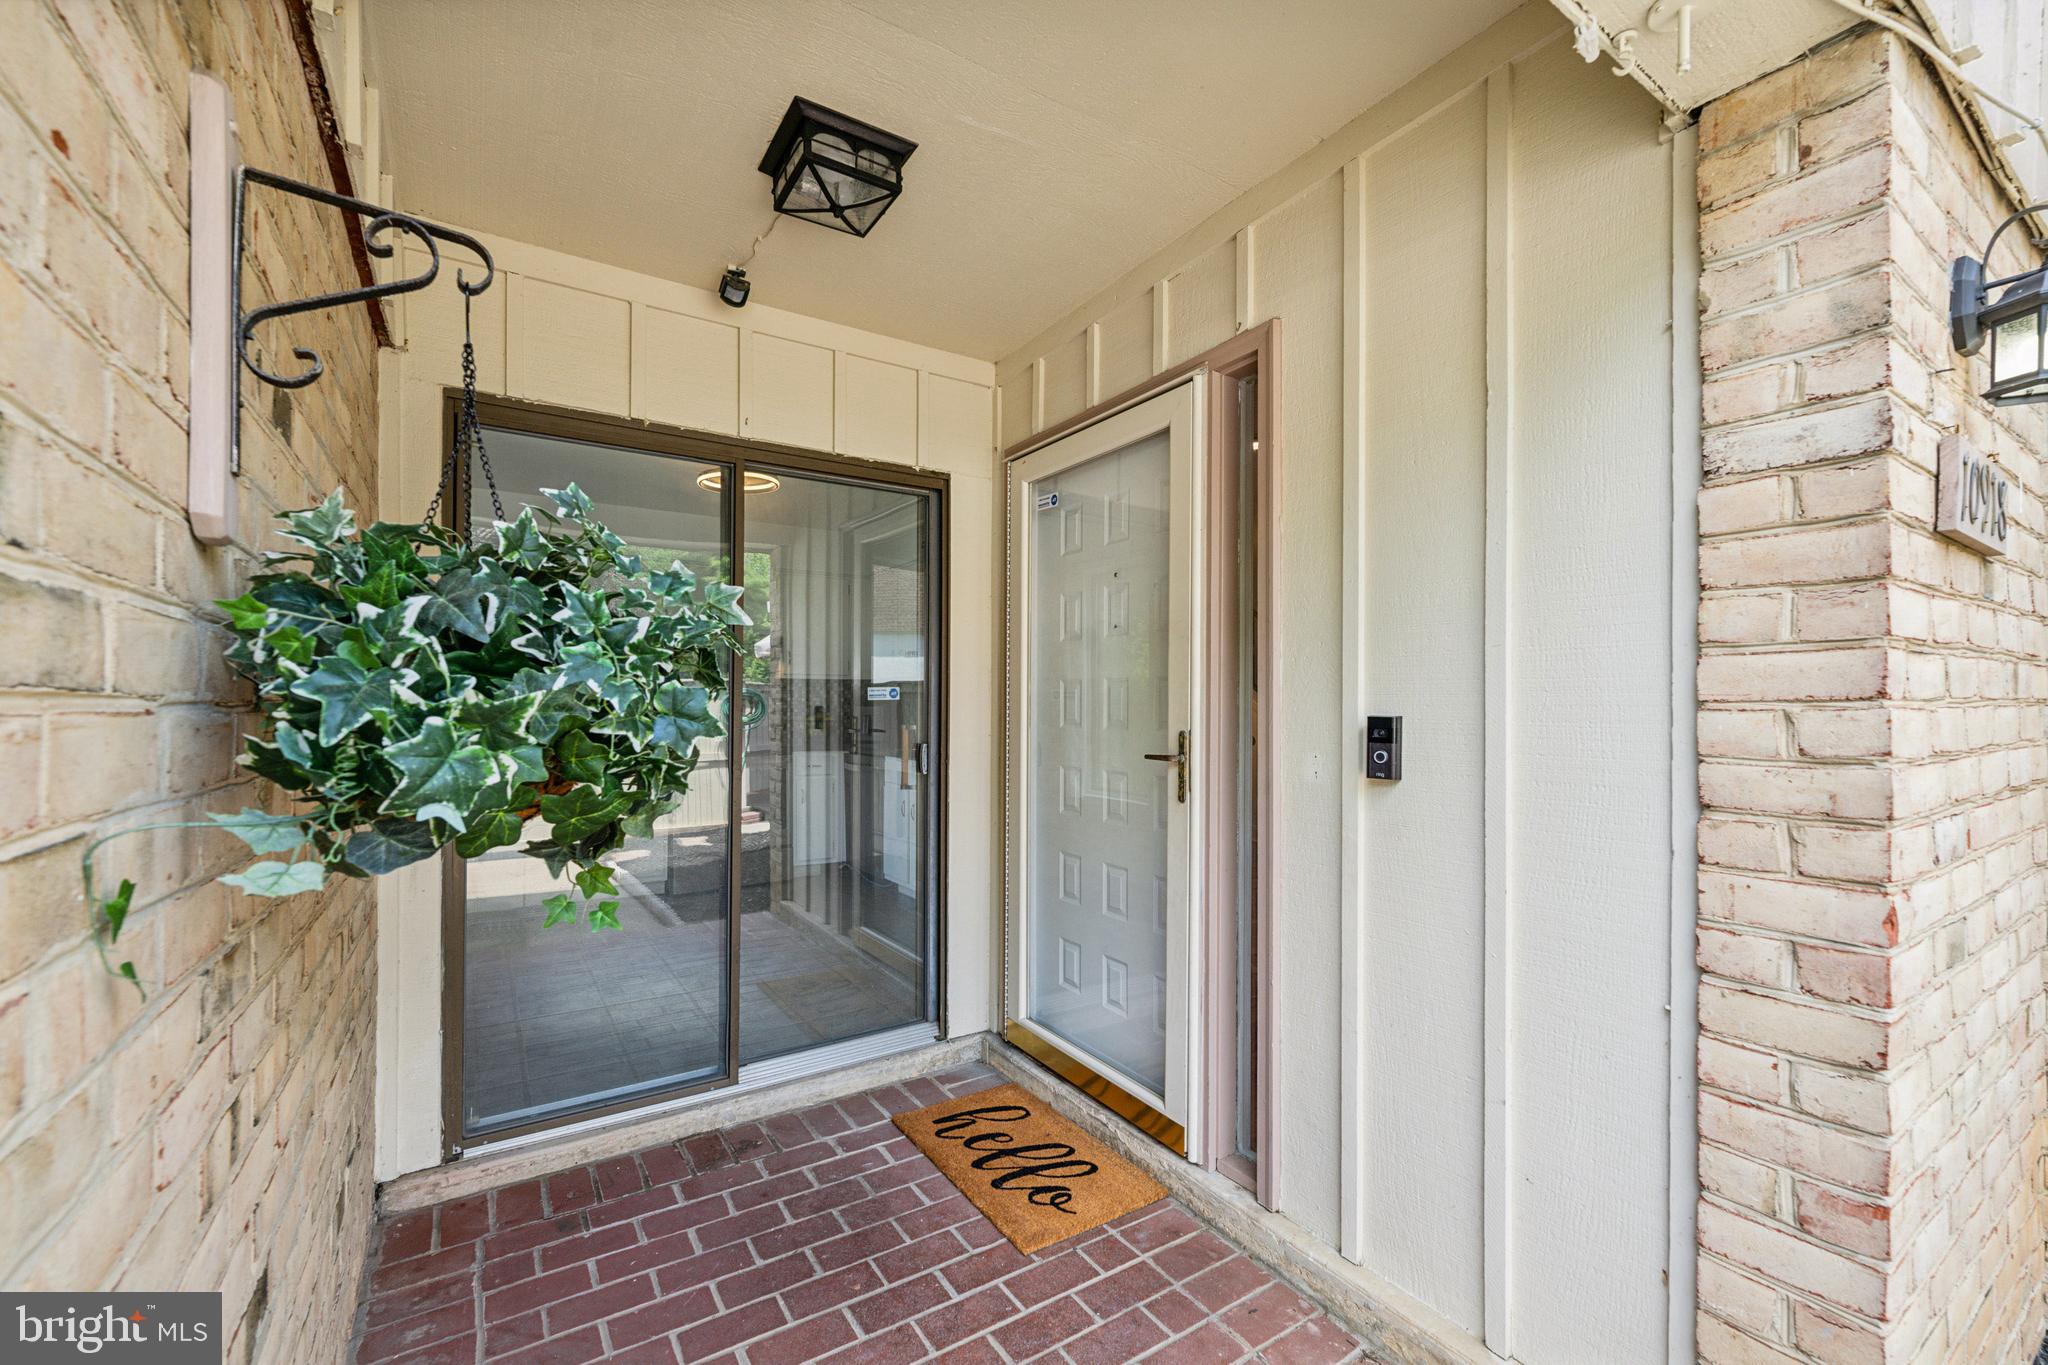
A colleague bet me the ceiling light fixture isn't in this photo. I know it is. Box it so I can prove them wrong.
[758,97,916,238]
[696,468,782,494]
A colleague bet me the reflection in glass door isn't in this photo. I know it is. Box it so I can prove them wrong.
[456,427,735,1139]
[449,405,942,1147]
[738,474,934,1063]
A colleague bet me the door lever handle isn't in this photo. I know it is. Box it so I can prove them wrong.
[1142,730,1189,804]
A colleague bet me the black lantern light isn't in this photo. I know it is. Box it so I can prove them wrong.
[1951,202,2048,406]
[758,97,917,237]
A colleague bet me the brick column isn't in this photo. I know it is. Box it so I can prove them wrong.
[1694,27,2048,1364]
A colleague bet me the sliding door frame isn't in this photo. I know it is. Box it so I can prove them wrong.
[439,392,950,1157]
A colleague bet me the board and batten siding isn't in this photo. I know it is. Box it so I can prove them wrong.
[995,16,1695,1364]
[371,226,998,1181]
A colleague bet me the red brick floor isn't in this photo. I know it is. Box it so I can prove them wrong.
[353,1062,1373,1364]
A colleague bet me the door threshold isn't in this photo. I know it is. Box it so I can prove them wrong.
[381,1025,963,1215]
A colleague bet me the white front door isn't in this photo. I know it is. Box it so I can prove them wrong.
[1005,380,1205,1157]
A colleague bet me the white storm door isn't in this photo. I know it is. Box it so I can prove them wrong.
[1006,380,1204,1156]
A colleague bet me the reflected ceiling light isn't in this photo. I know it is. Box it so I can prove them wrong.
[696,469,781,494]
[759,97,917,238]
[1951,202,2048,405]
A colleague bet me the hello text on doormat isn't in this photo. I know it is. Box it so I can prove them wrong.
[891,1082,1166,1254]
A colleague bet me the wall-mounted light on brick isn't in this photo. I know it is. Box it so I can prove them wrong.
[1949,203,2048,407]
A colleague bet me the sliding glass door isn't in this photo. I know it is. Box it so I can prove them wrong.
[737,473,933,1064]
[452,429,737,1139]
[446,402,942,1149]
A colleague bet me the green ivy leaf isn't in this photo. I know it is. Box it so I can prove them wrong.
[402,568,497,642]
[343,819,443,874]
[541,892,577,927]
[241,735,316,791]
[216,593,270,632]
[278,490,354,549]
[207,808,310,854]
[290,658,410,745]
[100,878,136,943]
[249,574,341,621]
[555,729,608,784]
[457,692,543,748]
[552,587,609,637]
[262,625,316,667]
[341,559,405,611]
[649,681,722,751]
[573,862,618,899]
[381,718,497,816]
[556,642,614,690]
[454,809,525,858]
[219,860,327,897]
[599,616,649,651]
[274,723,313,767]
[648,566,697,598]
[491,508,550,569]
[702,581,752,626]
[586,899,621,931]
[414,802,468,832]
[620,796,677,840]
[543,484,594,519]
[537,784,634,844]
[501,745,548,786]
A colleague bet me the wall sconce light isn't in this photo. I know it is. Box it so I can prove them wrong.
[1951,202,2048,405]
[696,468,782,494]
[718,266,751,308]
[758,97,916,237]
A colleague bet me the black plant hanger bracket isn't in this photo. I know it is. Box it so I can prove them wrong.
[230,165,497,474]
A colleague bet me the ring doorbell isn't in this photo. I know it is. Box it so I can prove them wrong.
[1366,715,1402,781]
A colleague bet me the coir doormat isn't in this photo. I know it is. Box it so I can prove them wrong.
[892,1082,1167,1254]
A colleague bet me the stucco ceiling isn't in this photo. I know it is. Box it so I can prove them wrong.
[364,0,1523,361]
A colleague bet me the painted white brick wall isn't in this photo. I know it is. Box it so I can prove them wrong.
[1695,26,2048,1365]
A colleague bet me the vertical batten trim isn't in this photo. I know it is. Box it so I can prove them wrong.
[990,383,1004,474]
[1031,356,1047,433]
[1085,322,1103,405]
[1481,64,1514,1361]
[627,302,645,419]
[623,298,636,416]
[832,349,850,453]
[736,323,754,433]
[1152,280,1171,374]
[504,273,526,399]
[1666,122,1703,1365]
[1337,155,1368,1266]
[1235,226,1256,331]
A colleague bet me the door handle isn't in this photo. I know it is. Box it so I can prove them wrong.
[1142,730,1189,805]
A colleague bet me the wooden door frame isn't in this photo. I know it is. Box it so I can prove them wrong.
[1002,321,1281,1204]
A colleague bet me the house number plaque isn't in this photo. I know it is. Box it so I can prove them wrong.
[1935,432,2010,557]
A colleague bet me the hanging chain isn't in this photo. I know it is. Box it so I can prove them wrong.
[424,291,504,536]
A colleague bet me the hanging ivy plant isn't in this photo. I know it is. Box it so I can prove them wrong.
[85,484,747,987]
